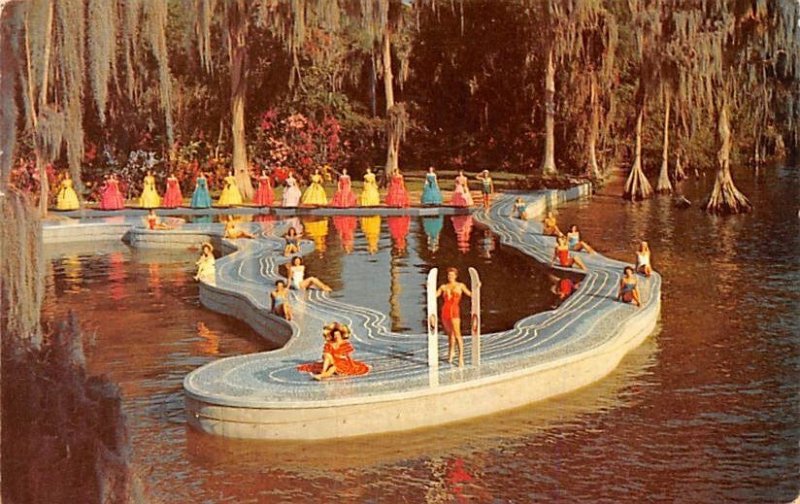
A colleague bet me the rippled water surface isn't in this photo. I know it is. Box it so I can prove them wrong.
[43,166,799,502]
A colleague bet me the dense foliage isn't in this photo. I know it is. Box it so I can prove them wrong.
[1,0,797,208]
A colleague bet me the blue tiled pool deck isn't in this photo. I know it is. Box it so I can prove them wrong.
[42,184,661,439]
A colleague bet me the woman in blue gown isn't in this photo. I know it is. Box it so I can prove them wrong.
[191,173,213,208]
[421,166,443,205]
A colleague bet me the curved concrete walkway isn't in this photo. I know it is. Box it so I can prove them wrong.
[41,186,661,440]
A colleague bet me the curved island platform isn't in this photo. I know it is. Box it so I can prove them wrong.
[41,185,661,440]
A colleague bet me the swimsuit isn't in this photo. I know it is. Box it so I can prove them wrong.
[441,289,462,333]
[290,266,305,289]
[556,247,573,266]
[567,233,580,250]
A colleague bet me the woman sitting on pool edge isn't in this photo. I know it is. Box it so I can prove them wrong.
[551,235,587,270]
[283,227,301,256]
[636,241,653,277]
[285,256,332,292]
[542,211,562,236]
[566,224,596,254]
[617,266,641,307]
[270,280,293,321]
[223,217,256,239]
[296,322,370,380]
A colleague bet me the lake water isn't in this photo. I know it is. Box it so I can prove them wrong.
[42,165,799,502]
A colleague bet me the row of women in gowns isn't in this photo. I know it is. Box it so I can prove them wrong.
[57,166,482,211]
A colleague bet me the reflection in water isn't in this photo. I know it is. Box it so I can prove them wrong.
[479,228,495,259]
[63,255,82,293]
[108,252,127,301]
[423,215,444,253]
[147,263,161,298]
[40,165,799,502]
[195,321,220,356]
[387,215,410,253]
[360,215,381,254]
[451,215,474,253]
[304,217,329,256]
[332,215,357,254]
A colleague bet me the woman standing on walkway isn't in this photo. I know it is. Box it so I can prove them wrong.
[331,168,357,207]
[450,170,473,207]
[218,171,243,206]
[191,172,213,208]
[163,172,183,208]
[253,170,274,207]
[476,170,494,209]
[56,171,81,210]
[421,166,443,205]
[437,267,473,368]
[359,168,381,206]
[385,171,410,207]
[282,172,302,207]
[301,168,328,206]
[139,170,161,209]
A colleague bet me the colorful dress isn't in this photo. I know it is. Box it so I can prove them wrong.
[385,173,410,207]
[253,174,274,206]
[99,179,124,210]
[163,176,183,208]
[217,175,243,206]
[296,340,370,376]
[441,289,462,334]
[331,174,357,207]
[421,172,443,205]
[423,215,444,251]
[139,175,161,208]
[450,174,473,206]
[359,172,380,206]
[282,176,302,207]
[56,178,80,210]
[301,173,328,206]
[190,176,212,208]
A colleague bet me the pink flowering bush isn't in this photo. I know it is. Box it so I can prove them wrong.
[252,109,343,183]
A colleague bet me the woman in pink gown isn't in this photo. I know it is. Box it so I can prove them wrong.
[450,170,473,207]
[330,168,357,207]
[385,172,410,207]
[163,174,183,208]
[254,170,274,206]
[100,174,125,210]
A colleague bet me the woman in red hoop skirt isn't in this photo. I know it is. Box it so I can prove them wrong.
[436,267,473,368]
[254,169,274,206]
[163,173,183,208]
[330,168,357,207]
[297,322,370,379]
[385,171,410,207]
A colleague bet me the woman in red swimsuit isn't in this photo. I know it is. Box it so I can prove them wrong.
[551,234,587,271]
[436,268,473,368]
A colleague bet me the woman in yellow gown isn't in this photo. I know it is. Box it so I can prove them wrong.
[301,169,328,206]
[359,168,381,206]
[217,171,243,206]
[56,172,80,210]
[139,170,161,208]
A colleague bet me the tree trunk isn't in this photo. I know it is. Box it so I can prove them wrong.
[37,156,49,216]
[228,0,253,199]
[383,30,400,176]
[674,151,686,181]
[586,76,601,179]
[705,105,752,213]
[541,48,557,177]
[623,107,653,200]
[655,98,673,194]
